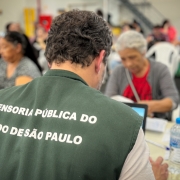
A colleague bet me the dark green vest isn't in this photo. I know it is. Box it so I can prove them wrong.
[0,70,142,180]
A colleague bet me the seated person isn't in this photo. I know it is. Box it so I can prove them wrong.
[105,30,179,120]
[132,19,144,34]
[0,31,41,89]
[147,25,167,49]
[32,25,49,74]
[121,23,133,33]
[161,19,177,43]
[6,22,23,33]
[6,22,42,72]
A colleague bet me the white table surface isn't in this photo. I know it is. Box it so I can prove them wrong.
[145,121,174,160]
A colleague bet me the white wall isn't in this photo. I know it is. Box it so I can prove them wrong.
[0,0,179,36]
[150,0,180,33]
[0,0,25,32]
[0,0,120,32]
[0,0,86,31]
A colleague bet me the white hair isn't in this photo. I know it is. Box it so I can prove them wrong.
[115,30,147,54]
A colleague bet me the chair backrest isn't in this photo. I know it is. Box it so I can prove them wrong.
[146,42,180,77]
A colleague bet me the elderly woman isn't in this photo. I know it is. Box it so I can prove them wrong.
[0,31,41,89]
[105,30,179,120]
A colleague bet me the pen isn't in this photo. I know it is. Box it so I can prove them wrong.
[146,139,170,150]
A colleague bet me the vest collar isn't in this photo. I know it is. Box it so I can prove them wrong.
[44,69,88,86]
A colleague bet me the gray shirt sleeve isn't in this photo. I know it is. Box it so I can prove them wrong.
[16,57,41,79]
[105,66,122,97]
[158,64,179,109]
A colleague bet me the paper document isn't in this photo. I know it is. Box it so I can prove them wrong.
[146,117,167,132]
[111,95,134,103]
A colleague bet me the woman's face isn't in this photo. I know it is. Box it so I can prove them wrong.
[118,48,145,75]
[36,27,47,39]
[9,23,21,32]
[0,38,20,63]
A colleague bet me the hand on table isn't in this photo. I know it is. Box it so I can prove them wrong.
[150,156,168,180]
[138,98,173,115]
[138,100,154,116]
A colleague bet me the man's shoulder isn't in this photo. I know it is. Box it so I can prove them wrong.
[0,82,30,101]
[87,88,142,123]
[0,85,20,94]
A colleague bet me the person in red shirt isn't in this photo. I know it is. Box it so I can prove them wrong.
[105,30,179,118]
[122,63,152,101]
[161,19,177,43]
[147,25,168,49]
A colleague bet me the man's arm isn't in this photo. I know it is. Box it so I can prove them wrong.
[119,128,168,180]
[119,128,155,180]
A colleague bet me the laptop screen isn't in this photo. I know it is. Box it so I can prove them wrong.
[131,107,146,118]
[124,103,147,133]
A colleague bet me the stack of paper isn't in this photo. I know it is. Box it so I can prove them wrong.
[146,117,168,132]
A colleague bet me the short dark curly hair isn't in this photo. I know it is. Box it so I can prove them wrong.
[45,10,112,67]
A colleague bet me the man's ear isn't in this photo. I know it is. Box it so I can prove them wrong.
[48,62,52,68]
[95,50,105,73]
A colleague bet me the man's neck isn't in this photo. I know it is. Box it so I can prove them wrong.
[50,61,96,88]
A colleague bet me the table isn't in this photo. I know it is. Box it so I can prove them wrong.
[145,122,180,180]
[145,122,174,160]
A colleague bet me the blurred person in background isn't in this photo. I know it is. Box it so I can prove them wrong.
[107,23,133,74]
[161,19,177,43]
[0,31,41,89]
[105,30,179,120]
[6,22,23,33]
[132,19,144,34]
[32,25,49,73]
[146,25,167,49]
[121,23,133,33]
[5,22,41,71]
[96,9,104,18]
[33,25,47,52]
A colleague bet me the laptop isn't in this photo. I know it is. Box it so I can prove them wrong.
[124,103,148,133]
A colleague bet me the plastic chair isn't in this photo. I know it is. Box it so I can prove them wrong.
[146,42,180,77]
